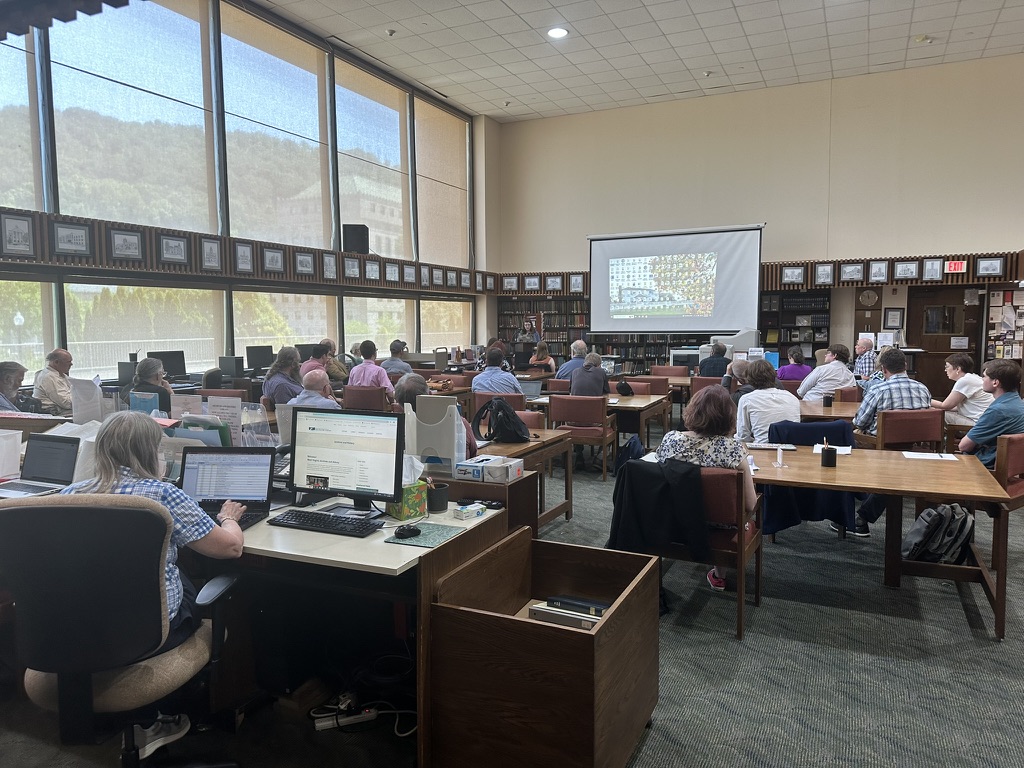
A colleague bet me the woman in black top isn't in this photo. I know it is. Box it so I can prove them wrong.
[131,356,173,414]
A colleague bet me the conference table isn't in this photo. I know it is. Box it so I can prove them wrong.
[752,446,1012,638]
[799,401,860,422]
[528,393,671,450]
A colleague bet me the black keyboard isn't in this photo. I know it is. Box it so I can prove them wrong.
[237,510,269,530]
[268,509,384,538]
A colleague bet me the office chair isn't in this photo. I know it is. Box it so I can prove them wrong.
[342,386,388,411]
[201,369,223,389]
[0,494,237,768]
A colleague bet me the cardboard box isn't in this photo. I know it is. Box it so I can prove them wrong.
[482,457,524,484]
[454,455,503,482]
[385,480,427,521]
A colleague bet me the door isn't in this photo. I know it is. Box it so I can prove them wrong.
[906,287,984,398]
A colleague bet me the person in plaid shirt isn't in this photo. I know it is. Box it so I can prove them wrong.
[853,348,932,438]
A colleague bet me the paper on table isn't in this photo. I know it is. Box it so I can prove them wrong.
[902,451,958,460]
[170,394,203,419]
[812,444,852,454]
[607,398,619,404]
[207,396,242,447]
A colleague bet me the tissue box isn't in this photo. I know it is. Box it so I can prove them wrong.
[482,457,524,483]
[453,502,486,520]
[385,480,427,520]
[454,455,503,482]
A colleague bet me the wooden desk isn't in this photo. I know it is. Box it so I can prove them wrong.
[753,446,1012,637]
[478,430,573,535]
[0,413,70,442]
[514,370,554,382]
[529,394,670,449]
[799,401,860,422]
[238,501,508,767]
[428,386,471,415]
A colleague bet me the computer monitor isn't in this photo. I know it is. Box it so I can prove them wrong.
[289,407,405,511]
[147,350,187,379]
[295,343,319,362]
[670,349,701,371]
[246,345,276,372]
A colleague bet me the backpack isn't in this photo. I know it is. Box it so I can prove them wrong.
[471,398,531,443]
[616,379,634,397]
[901,503,975,564]
[613,434,646,477]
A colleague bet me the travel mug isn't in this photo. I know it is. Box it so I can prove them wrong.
[821,446,837,467]
[822,394,834,407]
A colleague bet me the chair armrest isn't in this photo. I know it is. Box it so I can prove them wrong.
[605,413,617,431]
[196,573,238,607]
[197,574,238,662]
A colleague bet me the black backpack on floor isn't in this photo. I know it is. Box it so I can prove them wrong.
[471,397,531,443]
[901,503,974,564]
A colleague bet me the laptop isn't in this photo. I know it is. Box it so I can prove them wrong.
[178,446,276,530]
[520,380,544,401]
[0,434,81,498]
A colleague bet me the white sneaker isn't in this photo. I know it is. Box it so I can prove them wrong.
[130,713,191,760]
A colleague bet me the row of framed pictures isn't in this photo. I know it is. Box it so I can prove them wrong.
[500,273,587,294]
[781,257,1006,286]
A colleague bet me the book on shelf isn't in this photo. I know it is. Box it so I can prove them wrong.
[547,595,611,617]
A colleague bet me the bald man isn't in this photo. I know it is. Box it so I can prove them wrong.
[33,348,74,416]
[287,369,340,410]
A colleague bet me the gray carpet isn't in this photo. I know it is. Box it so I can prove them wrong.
[4,437,1024,766]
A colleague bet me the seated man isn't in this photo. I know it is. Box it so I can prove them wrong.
[569,353,610,396]
[33,348,74,416]
[697,342,729,378]
[394,373,477,458]
[959,359,1024,469]
[852,337,877,379]
[797,344,856,402]
[287,369,341,409]
[298,343,332,378]
[380,339,413,376]
[0,361,28,412]
[472,347,523,394]
[556,339,588,379]
[735,360,801,444]
[347,340,395,400]
[931,352,993,425]
[720,359,752,405]
[319,338,349,383]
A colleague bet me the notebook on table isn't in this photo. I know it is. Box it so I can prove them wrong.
[0,434,81,498]
[178,446,276,530]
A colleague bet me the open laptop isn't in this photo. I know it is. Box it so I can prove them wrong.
[178,446,276,530]
[0,434,81,498]
[520,380,544,401]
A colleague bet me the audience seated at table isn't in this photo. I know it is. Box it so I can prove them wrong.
[395,373,477,458]
[569,353,609,397]
[472,347,522,394]
[529,341,557,373]
[852,348,932,437]
[720,359,752,405]
[319,338,348,383]
[298,343,333,378]
[32,348,74,416]
[474,339,513,373]
[130,357,174,415]
[776,346,812,382]
[931,353,993,426]
[556,339,588,379]
[959,359,1024,469]
[0,360,28,412]
[736,360,801,444]
[697,342,729,378]
[852,337,877,379]
[381,339,413,376]
[287,369,341,409]
[348,340,396,401]
[656,385,757,592]
[797,344,856,402]
[262,346,303,406]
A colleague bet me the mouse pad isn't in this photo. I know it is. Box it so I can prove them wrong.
[384,522,464,548]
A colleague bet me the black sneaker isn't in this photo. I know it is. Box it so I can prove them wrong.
[829,519,871,538]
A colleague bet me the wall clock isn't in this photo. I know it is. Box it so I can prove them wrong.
[858,289,880,307]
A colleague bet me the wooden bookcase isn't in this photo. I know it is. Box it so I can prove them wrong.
[497,297,590,363]
[758,290,831,360]
[587,333,711,375]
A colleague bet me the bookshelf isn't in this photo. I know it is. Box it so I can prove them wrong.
[587,333,713,375]
[759,290,831,359]
[497,297,590,362]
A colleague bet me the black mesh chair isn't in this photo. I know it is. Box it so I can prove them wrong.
[0,494,237,767]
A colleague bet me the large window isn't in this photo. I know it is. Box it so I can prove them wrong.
[64,284,226,380]
[0,34,41,211]
[221,3,330,249]
[335,60,411,260]
[0,279,55,374]
[49,0,215,232]
[414,99,469,267]
[420,299,472,352]
[232,290,339,353]
[343,297,415,359]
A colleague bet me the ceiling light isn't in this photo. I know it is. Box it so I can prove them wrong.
[547,27,568,39]
[703,70,712,77]
[914,34,933,44]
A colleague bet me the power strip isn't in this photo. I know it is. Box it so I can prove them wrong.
[314,708,379,732]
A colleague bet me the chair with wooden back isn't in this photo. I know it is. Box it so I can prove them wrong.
[777,379,802,397]
[945,423,972,453]
[548,395,617,481]
[515,410,545,430]
[387,371,404,385]
[342,386,388,412]
[546,378,570,393]
[651,365,688,377]
[814,349,829,367]
[627,375,672,439]
[616,381,650,437]
[198,388,249,402]
[689,376,721,398]
[259,394,275,413]
[471,391,526,416]
[834,386,862,403]
[858,408,944,451]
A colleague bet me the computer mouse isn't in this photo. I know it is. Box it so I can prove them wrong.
[395,524,421,539]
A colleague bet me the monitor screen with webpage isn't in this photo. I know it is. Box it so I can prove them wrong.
[147,350,187,379]
[289,407,405,510]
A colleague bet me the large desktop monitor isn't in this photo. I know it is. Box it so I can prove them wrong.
[147,350,187,379]
[295,343,319,362]
[246,345,276,372]
[289,407,405,510]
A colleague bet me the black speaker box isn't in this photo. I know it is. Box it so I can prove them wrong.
[219,356,243,378]
[343,224,369,255]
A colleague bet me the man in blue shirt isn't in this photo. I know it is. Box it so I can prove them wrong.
[288,369,341,409]
[959,359,1024,469]
[556,339,588,379]
[471,347,523,395]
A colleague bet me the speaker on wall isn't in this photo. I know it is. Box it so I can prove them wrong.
[343,224,369,255]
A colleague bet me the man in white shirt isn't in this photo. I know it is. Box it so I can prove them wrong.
[797,344,856,402]
[931,353,993,425]
[33,348,74,416]
[736,360,801,443]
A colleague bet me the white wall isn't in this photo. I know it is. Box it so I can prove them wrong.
[486,54,1024,273]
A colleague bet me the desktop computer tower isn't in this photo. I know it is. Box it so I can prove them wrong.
[342,224,369,255]
[117,361,136,385]
[219,356,244,378]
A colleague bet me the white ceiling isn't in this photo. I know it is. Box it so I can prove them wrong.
[253,0,1024,122]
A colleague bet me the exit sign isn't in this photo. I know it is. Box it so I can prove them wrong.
[945,261,967,273]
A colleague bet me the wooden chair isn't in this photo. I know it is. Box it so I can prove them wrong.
[834,386,862,403]
[471,391,526,415]
[944,422,972,453]
[651,365,687,377]
[856,408,944,451]
[548,395,617,481]
[616,381,649,438]
[259,394,275,413]
[342,386,388,411]
[689,376,721,397]
[515,410,545,430]
[777,379,802,397]
[387,372,403,385]
[198,388,249,402]
[814,349,829,366]
[628,375,672,439]
[546,378,570,392]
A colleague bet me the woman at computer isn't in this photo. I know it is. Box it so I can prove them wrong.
[131,357,174,414]
[528,341,556,373]
[262,346,302,405]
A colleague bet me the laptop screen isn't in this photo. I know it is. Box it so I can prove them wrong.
[520,380,543,398]
[22,434,80,484]
[178,447,275,510]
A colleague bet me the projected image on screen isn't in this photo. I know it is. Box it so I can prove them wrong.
[609,253,717,319]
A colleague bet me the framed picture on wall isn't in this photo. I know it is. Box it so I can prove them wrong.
[421,265,430,287]
[894,261,919,280]
[446,270,457,287]
[296,252,315,275]
[922,258,942,281]
[404,265,416,284]
[502,276,518,291]
[814,263,834,286]
[460,272,471,288]
[159,235,187,264]
[344,257,360,278]
[486,275,495,291]
[475,273,483,291]
[868,261,888,283]
[53,222,92,257]
[840,263,864,281]
[365,260,380,280]
[386,263,400,282]
[1,213,34,257]
[264,247,284,273]
[110,229,142,260]
[235,242,253,272]
[524,275,540,291]
[323,253,337,280]
[977,257,1005,277]
[201,238,221,270]
[781,266,804,284]
[545,275,563,292]
[883,307,905,330]
[569,274,584,293]
[433,268,444,286]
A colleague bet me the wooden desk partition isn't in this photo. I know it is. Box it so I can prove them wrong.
[0,414,69,442]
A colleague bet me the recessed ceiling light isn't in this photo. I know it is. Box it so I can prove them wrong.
[547,27,568,39]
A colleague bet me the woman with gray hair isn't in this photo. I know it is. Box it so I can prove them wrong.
[0,361,28,411]
[130,356,174,414]
[262,345,302,405]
